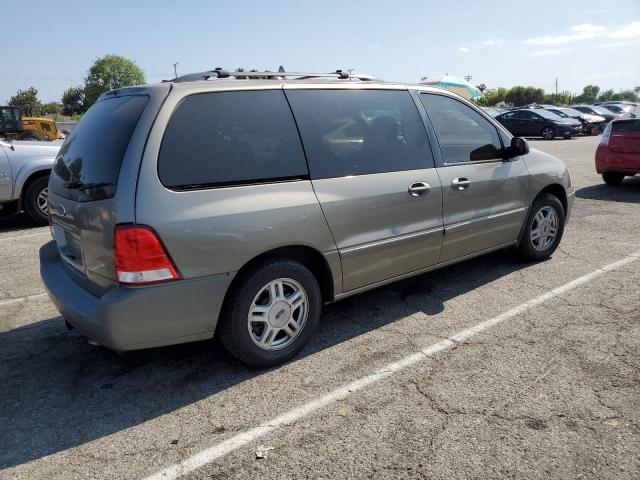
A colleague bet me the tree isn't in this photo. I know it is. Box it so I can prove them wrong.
[598,89,615,101]
[477,87,508,106]
[504,86,545,106]
[574,85,600,104]
[41,102,63,115]
[83,54,146,108]
[61,86,86,116]
[610,90,640,102]
[8,87,42,116]
[543,90,572,106]
[477,83,487,93]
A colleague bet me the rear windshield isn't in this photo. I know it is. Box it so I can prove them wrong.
[612,120,640,133]
[50,95,148,201]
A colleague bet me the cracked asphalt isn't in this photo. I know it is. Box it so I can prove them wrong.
[1,135,639,479]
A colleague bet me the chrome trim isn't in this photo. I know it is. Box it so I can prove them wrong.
[333,240,517,300]
[340,226,444,258]
[445,206,528,232]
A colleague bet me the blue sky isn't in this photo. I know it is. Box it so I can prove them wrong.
[2,0,639,103]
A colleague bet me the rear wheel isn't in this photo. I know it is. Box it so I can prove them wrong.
[602,172,625,186]
[516,193,565,261]
[218,259,321,367]
[541,127,555,140]
[23,176,50,225]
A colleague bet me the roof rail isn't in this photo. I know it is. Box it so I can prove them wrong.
[165,68,379,83]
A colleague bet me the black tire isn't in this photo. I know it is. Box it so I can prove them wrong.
[23,176,49,225]
[602,172,625,186]
[217,259,322,368]
[541,126,555,140]
[516,193,565,262]
[590,125,601,136]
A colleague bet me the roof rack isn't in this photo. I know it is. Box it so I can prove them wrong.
[165,68,379,83]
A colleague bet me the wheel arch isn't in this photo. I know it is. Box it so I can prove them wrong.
[226,245,337,306]
[17,168,51,209]
[537,183,567,214]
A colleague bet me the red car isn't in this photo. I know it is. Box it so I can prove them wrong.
[596,117,640,185]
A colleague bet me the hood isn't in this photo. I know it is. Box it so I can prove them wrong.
[583,113,606,122]
[2,140,61,159]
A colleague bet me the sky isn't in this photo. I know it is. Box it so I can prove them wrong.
[2,0,639,103]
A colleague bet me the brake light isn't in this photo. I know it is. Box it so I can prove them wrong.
[114,225,181,285]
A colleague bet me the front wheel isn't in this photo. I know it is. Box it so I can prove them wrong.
[516,193,565,261]
[23,176,50,225]
[602,172,625,186]
[541,127,555,140]
[217,259,321,367]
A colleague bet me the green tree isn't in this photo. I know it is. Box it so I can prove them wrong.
[610,90,640,102]
[477,87,508,106]
[598,89,614,101]
[543,90,572,105]
[574,85,600,104]
[41,101,63,115]
[61,86,86,116]
[83,54,146,108]
[504,86,545,106]
[477,83,487,93]
[8,87,42,116]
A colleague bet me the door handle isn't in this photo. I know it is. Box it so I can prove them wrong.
[451,177,471,190]
[408,181,431,197]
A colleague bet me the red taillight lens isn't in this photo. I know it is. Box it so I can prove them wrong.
[114,225,181,285]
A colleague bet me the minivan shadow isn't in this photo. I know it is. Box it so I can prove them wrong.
[576,176,640,204]
[0,212,40,233]
[0,250,527,468]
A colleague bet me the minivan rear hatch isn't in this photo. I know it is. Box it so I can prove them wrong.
[48,84,170,293]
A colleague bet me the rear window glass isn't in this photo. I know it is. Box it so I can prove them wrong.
[612,120,640,133]
[158,90,307,189]
[50,95,148,201]
[286,90,432,179]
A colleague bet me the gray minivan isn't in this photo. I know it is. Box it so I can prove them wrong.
[40,70,574,367]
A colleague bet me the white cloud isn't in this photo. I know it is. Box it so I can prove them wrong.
[609,21,640,39]
[458,38,503,53]
[368,44,379,49]
[481,38,503,47]
[524,21,640,46]
[528,48,571,57]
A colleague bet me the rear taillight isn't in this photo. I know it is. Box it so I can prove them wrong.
[114,225,181,285]
[600,123,612,145]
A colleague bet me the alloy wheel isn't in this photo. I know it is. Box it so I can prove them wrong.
[530,206,559,251]
[247,278,309,351]
[36,188,49,216]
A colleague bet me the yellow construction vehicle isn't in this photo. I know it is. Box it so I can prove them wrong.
[0,106,63,141]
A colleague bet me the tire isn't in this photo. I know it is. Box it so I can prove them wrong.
[590,126,601,136]
[541,127,555,140]
[217,259,322,367]
[602,172,625,186]
[516,193,565,262]
[23,176,50,225]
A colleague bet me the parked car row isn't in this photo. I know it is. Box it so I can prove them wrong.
[484,101,636,140]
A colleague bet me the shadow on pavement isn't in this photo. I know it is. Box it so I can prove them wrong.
[576,176,640,204]
[0,212,41,234]
[0,250,528,468]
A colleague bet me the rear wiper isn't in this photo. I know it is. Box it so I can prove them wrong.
[63,181,115,190]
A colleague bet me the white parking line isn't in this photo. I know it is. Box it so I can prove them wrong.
[144,249,640,480]
[0,231,49,242]
[0,292,48,307]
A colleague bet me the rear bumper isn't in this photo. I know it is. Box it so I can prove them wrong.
[595,146,640,174]
[40,241,235,350]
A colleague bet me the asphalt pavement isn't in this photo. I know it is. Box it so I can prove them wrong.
[1,135,639,480]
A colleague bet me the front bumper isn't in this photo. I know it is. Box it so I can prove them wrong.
[40,241,235,350]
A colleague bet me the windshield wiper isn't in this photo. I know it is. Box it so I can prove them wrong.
[63,180,115,190]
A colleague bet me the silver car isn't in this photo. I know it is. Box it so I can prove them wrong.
[40,70,574,367]
[0,139,60,224]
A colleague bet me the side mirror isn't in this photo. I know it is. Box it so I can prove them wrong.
[506,137,529,159]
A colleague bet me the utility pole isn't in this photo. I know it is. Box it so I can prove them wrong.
[173,63,179,78]
[555,77,558,102]
[464,75,473,82]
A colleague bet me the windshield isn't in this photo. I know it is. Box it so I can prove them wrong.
[50,95,148,202]
[535,109,564,120]
[591,105,613,115]
[558,108,583,117]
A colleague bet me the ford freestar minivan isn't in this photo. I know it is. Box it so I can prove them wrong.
[40,69,574,367]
